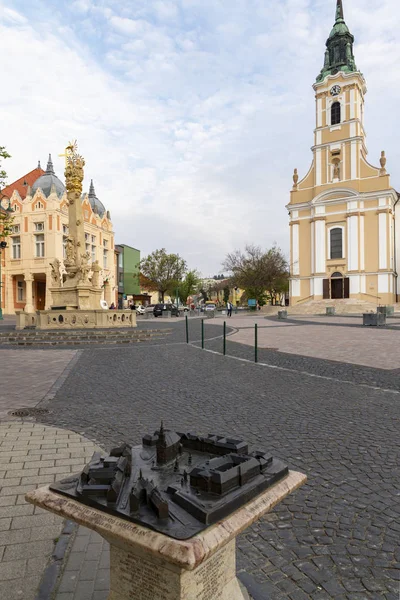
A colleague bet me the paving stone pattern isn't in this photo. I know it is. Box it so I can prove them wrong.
[0,422,98,600]
[36,323,400,600]
[0,349,78,419]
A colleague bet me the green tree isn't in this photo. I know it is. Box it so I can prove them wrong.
[223,244,288,305]
[0,147,11,190]
[140,249,187,302]
[223,286,230,303]
[0,147,14,239]
[177,270,201,304]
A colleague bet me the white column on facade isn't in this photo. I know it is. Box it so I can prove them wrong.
[342,144,346,180]
[351,142,357,180]
[349,275,360,294]
[347,215,359,271]
[317,98,322,128]
[315,149,322,186]
[350,89,355,119]
[315,220,326,273]
[359,215,365,271]
[292,224,300,276]
[311,220,315,274]
[378,274,389,294]
[6,274,14,315]
[390,214,394,271]
[24,274,34,313]
[291,279,300,297]
[314,278,323,296]
[379,212,388,270]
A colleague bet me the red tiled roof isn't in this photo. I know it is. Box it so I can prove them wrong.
[0,167,45,201]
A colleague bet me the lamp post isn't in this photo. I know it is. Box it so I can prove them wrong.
[0,200,14,320]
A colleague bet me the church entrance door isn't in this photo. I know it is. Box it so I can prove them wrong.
[331,278,343,299]
[329,272,350,300]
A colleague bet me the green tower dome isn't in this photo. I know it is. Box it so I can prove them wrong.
[316,0,357,83]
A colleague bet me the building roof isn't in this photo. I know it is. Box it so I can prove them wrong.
[88,179,106,218]
[0,164,45,200]
[31,155,66,198]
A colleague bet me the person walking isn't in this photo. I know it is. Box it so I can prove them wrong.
[227,301,232,317]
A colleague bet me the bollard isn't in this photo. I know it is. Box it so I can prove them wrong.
[185,315,189,343]
[255,323,258,363]
[201,319,204,349]
[223,321,226,355]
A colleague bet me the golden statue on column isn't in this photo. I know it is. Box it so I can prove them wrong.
[49,140,102,311]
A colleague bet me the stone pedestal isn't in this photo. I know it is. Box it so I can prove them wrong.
[50,284,102,311]
[26,471,306,600]
[16,309,136,330]
[278,310,287,320]
[326,307,335,316]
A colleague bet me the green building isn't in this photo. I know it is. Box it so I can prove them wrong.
[115,244,140,307]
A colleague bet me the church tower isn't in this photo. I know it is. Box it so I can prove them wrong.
[288,0,398,305]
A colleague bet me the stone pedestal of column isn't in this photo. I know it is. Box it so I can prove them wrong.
[26,471,306,600]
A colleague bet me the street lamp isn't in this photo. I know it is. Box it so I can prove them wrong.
[0,200,14,320]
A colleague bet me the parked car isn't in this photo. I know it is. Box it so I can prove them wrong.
[136,305,146,315]
[153,303,180,317]
[145,304,155,313]
[204,303,216,312]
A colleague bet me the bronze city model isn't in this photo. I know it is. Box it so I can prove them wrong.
[50,423,288,540]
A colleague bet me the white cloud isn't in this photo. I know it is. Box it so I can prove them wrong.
[1,0,400,275]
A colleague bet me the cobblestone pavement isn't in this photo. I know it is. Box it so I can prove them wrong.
[0,349,78,419]
[0,422,98,600]
[33,319,400,600]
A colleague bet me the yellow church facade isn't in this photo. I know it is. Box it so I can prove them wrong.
[288,0,398,306]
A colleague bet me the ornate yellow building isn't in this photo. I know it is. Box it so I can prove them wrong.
[0,155,115,314]
[288,0,398,305]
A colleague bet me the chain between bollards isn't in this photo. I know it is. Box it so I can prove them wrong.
[255,323,258,363]
[223,321,226,355]
[201,319,204,349]
[185,315,189,344]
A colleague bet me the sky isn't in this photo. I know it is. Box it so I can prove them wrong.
[1,0,400,276]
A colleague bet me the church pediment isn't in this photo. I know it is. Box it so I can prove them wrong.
[312,188,358,204]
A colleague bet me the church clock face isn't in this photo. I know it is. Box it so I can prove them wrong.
[330,85,341,96]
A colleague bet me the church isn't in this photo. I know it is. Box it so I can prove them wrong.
[288,0,398,306]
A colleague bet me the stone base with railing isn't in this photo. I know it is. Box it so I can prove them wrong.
[16,309,137,330]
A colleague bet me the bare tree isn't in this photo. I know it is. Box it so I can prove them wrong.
[223,245,288,305]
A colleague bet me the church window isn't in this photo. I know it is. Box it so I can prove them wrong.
[330,228,343,259]
[331,102,341,125]
[12,225,20,234]
[34,222,44,232]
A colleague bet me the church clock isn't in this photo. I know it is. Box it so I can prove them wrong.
[330,85,341,96]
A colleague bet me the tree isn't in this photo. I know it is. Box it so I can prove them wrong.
[0,146,11,190]
[223,244,288,305]
[177,270,201,304]
[140,249,187,302]
[0,147,14,239]
[223,286,230,304]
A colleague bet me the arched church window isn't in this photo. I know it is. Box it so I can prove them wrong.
[330,228,343,259]
[331,102,341,125]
